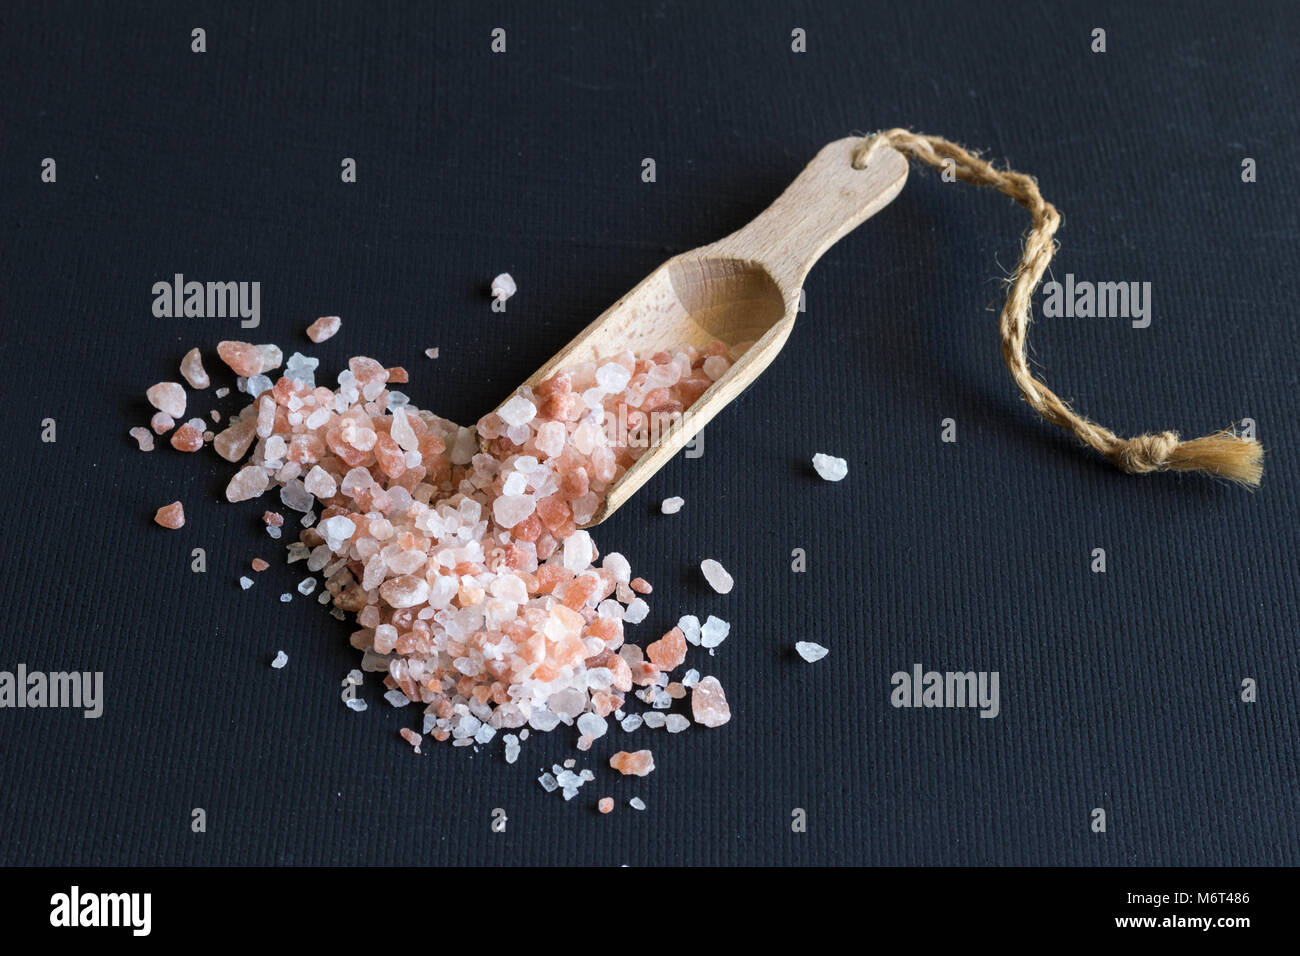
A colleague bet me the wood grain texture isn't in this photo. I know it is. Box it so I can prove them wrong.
[498,138,909,525]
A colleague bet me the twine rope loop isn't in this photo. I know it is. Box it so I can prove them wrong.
[854,129,1263,487]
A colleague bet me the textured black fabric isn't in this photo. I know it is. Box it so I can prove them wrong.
[0,0,1296,866]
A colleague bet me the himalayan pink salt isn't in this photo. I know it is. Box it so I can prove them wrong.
[263,511,284,527]
[690,676,731,728]
[213,417,257,462]
[306,315,341,343]
[170,423,204,452]
[216,340,264,377]
[424,347,439,359]
[399,727,422,753]
[251,558,269,572]
[150,412,175,435]
[597,797,614,814]
[630,578,652,594]
[147,382,186,419]
[646,627,687,670]
[129,427,154,452]
[610,750,655,777]
[154,501,185,529]
[225,465,269,502]
[180,348,209,389]
[700,558,734,594]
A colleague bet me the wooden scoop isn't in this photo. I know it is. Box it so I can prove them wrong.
[501,137,910,526]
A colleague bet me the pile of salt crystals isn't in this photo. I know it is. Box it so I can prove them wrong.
[211,338,738,748]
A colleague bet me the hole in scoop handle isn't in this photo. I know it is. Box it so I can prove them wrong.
[708,137,910,298]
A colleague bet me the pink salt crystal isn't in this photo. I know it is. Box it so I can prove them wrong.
[306,315,341,343]
[690,676,731,728]
[598,797,614,814]
[424,348,439,359]
[225,465,270,502]
[216,340,264,377]
[214,417,257,462]
[146,382,186,419]
[251,558,269,572]
[154,501,185,529]
[609,750,655,777]
[399,727,423,753]
[128,427,154,452]
[630,577,652,594]
[170,422,204,452]
[180,348,210,389]
[577,733,593,751]
[262,511,284,527]
[150,412,175,435]
[646,626,687,671]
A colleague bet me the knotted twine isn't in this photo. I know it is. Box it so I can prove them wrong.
[854,129,1263,487]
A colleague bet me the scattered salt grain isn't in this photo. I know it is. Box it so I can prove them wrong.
[503,733,521,764]
[538,772,559,793]
[691,675,732,727]
[598,797,614,814]
[609,749,655,776]
[629,797,646,811]
[239,576,253,590]
[154,501,185,529]
[700,558,734,594]
[700,615,729,649]
[490,273,516,301]
[660,496,684,514]
[399,727,422,753]
[812,452,849,481]
[271,651,288,669]
[642,712,666,729]
[279,593,292,603]
[424,347,439,359]
[620,713,643,732]
[150,412,174,435]
[215,387,230,398]
[384,688,409,707]
[681,668,700,688]
[146,382,186,419]
[576,712,608,739]
[306,315,341,343]
[796,641,829,662]
[678,615,701,646]
[129,427,155,452]
[345,698,367,712]
[180,348,210,389]
[665,714,690,733]
[297,578,317,596]
[623,598,649,624]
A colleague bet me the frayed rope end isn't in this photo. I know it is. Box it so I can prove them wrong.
[1113,430,1263,487]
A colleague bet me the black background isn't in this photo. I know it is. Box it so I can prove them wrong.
[0,1,1296,866]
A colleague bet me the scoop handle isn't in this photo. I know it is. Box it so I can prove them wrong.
[706,137,909,299]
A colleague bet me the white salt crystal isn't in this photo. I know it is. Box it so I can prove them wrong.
[538,772,558,793]
[280,479,314,512]
[297,578,317,596]
[796,641,829,662]
[502,471,528,496]
[491,273,516,301]
[303,465,336,499]
[602,552,631,583]
[215,387,230,398]
[503,734,520,764]
[345,698,367,712]
[595,362,631,392]
[285,352,319,385]
[239,576,253,590]
[700,615,729,648]
[643,712,666,728]
[384,688,409,707]
[665,714,690,733]
[245,374,273,398]
[576,713,608,739]
[498,395,536,428]
[682,668,700,687]
[493,494,536,528]
[629,797,646,811]
[702,355,730,380]
[271,651,288,669]
[812,452,848,481]
[700,558,734,594]
[620,713,643,732]
[424,347,439,359]
[279,593,292,603]
[562,530,594,572]
[623,598,649,624]
[660,496,684,514]
[678,614,701,645]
